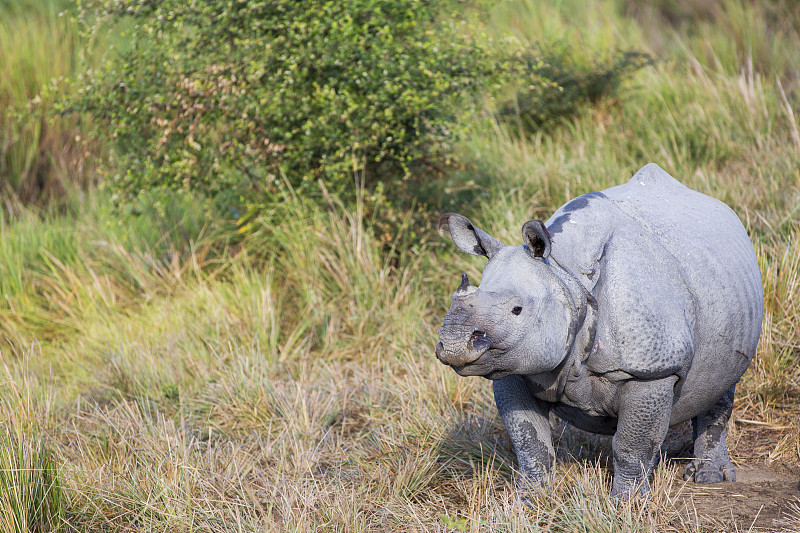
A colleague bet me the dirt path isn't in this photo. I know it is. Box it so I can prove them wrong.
[672,464,800,532]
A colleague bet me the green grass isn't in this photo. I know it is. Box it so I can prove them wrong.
[0,190,218,350]
[1,0,799,531]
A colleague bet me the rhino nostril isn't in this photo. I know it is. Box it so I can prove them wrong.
[512,306,522,315]
[435,341,444,359]
[470,330,486,340]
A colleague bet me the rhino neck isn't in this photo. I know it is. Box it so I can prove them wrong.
[525,257,597,403]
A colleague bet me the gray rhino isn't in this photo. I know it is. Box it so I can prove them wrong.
[435,163,763,498]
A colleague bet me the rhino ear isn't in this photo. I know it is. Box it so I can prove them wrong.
[522,219,551,258]
[438,213,503,258]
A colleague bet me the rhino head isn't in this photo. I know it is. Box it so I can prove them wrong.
[435,214,579,381]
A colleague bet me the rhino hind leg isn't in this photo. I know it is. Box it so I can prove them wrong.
[684,385,737,484]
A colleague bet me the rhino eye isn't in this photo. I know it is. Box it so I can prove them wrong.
[511,306,522,316]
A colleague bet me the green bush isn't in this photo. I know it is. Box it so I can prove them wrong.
[76,0,507,209]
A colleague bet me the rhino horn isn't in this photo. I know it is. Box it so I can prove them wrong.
[456,272,477,296]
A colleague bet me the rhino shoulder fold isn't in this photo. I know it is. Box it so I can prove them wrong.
[545,194,617,288]
[586,224,696,381]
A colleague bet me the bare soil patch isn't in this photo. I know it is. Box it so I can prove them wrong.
[671,463,800,532]
[554,418,800,531]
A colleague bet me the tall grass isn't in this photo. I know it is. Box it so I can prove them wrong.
[0,190,217,364]
[0,358,63,532]
[0,434,63,533]
[0,0,97,209]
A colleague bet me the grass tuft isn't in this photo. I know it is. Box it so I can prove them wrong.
[0,356,63,532]
[0,433,64,533]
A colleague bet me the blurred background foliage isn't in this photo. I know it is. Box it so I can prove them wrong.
[6,0,655,220]
[73,0,511,214]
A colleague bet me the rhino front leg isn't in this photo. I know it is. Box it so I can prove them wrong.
[684,385,736,484]
[611,376,677,498]
[493,375,555,495]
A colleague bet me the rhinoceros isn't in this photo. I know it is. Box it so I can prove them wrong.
[435,163,763,498]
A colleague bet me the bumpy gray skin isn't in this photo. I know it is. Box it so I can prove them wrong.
[435,164,763,498]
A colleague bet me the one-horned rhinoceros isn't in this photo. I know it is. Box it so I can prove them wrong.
[435,163,763,498]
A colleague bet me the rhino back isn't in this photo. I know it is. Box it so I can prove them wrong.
[601,164,763,421]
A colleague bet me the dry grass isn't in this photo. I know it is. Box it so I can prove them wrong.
[3,183,797,530]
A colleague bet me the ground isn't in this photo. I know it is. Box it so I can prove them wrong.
[676,463,800,532]
[554,417,800,532]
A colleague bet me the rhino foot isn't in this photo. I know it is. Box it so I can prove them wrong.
[514,476,548,507]
[610,476,651,500]
[686,385,737,485]
[683,460,736,483]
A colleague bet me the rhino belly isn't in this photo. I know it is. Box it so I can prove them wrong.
[552,405,617,435]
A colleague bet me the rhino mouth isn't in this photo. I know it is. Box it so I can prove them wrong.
[435,327,493,367]
[450,350,511,380]
[438,330,512,380]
